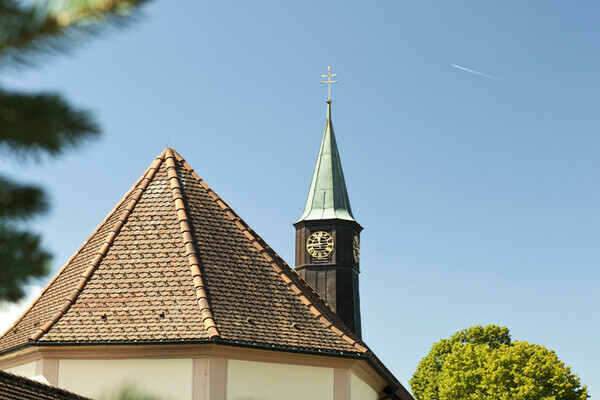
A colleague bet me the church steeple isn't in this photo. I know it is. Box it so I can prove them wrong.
[297,101,355,223]
[294,67,362,338]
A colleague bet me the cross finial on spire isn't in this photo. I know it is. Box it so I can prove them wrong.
[321,66,338,104]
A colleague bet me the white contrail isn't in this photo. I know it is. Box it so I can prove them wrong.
[451,64,498,80]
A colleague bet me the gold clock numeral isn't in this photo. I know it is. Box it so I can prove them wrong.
[307,231,334,259]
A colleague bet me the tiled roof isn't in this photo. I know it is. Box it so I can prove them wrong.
[0,148,412,400]
[0,370,90,400]
[0,148,363,353]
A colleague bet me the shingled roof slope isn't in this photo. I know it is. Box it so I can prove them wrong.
[0,370,90,400]
[0,149,364,354]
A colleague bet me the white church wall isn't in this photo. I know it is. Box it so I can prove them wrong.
[227,359,334,400]
[351,372,379,400]
[58,358,193,399]
[3,360,36,378]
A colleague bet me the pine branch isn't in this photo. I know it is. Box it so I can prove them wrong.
[0,0,151,66]
[0,0,153,304]
[0,86,99,155]
[0,176,48,219]
[0,223,51,302]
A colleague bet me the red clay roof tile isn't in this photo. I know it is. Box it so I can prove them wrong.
[0,370,90,400]
[0,148,364,354]
[0,147,413,399]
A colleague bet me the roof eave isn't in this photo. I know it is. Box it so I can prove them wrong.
[1,339,412,399]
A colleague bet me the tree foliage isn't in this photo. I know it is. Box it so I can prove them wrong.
[0,0,149,302]
[410,325,589,400]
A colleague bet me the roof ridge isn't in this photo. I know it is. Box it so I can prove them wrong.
[30,149,167,341]
[170,149,367,353]
[0,154,157,340]
[164,149,220,339]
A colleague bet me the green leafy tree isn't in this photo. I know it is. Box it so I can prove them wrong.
[410,325,589,400]
[0,0,150,302]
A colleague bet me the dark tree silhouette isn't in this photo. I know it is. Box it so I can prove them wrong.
[0,0,150,302]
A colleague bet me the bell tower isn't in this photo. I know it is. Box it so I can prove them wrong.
[294,67,362,338]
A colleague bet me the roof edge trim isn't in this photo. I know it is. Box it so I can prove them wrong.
[165,149,220,339]
[7,338,365,359]
[30,149,167,341]
[170,149,367,354]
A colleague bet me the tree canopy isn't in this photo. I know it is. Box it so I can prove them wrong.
[0,0,149,302]
[410,325,589,400]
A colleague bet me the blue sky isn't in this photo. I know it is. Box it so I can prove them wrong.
[1,0,598,395]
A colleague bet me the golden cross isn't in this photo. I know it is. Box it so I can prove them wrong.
[321,66,338,103]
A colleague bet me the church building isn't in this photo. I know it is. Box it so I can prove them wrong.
[0,70,413,400]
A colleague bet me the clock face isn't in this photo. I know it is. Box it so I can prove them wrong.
[306,231,334,259]
[353,235,360,263]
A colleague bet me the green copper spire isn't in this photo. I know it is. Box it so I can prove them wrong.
[297,101,355,222]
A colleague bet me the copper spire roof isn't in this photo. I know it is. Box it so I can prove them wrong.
[0,148,364,354]
[297,101,356,222]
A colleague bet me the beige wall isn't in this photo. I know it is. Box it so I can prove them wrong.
[0,345,391,400]
[351,372,379,400]
[58,358,193,400]
[3,360,36,378]
[227,359,334,400]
